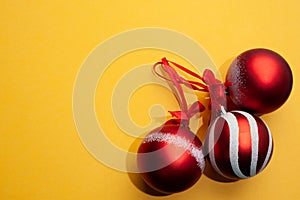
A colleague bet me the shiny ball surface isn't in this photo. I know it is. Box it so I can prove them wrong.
[226,48,293,114]
[137,119,205,194]
[204,110,273,180]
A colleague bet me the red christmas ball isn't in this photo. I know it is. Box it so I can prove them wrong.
[204,110,273,180]
[226,48,293,114]
[137,119,205,194]
[225,94,240,112]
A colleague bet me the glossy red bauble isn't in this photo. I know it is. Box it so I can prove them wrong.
[204,110,273,180]
[226,48,293,114]
[137,119,205,194]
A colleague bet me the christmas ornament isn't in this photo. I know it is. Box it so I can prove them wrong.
[137,58,206,194]
[136,48,291,191]
[204,108,273,180]
[226,48,293,115]
[199,67,274,180]
[137,119,205,194]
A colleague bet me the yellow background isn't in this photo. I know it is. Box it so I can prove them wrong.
[1,1,300,200]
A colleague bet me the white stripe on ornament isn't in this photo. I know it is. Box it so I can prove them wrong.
[143,132,205,172]
[234,111,259,177]
[259,124,273,172]
[227,112,248,179]
[208,118,232,179]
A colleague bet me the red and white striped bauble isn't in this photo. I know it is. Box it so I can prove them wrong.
[204,109,273,180]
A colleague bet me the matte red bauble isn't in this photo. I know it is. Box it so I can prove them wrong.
[204,110,273,180]
[226,48,293,114]
[137,119,205,194]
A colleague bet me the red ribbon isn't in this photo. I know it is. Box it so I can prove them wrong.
[153,58,230,122]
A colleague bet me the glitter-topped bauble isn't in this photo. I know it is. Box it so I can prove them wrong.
[204,110,273,180]
[226,48,293,115]
[137,119,205,194]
